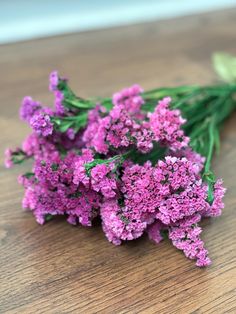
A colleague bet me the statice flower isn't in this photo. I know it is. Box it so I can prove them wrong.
[146,220,165,244]
[105,103,137,149]
[154,157,210,224]
[22,133,59,161]
[4,148,14,168]
[90,163,118,199]
[83,94,190,156]
[49,71,59,91]
[54,90,65,115]
[21,152,101,226]
[20,96,42,122]
[171,147,206,173]
[66,184,101,226]
[73,148,94,187]
[66,128,76,140]
[73,152,122,199]
[83,86,148,154]
[114,156,219,264]
[121,157,210,224]
[30,111,54,137]
[101,199,147,245]
[112,84,144,114]
[49,71,67,115]
[169,215,211,267]
[121,161,166,215]
[83,106,110,154]
[133,123,154,153]
[100,155,211,247]
[148,97,189,151]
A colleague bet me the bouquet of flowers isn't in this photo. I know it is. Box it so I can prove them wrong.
[5,53,236,266]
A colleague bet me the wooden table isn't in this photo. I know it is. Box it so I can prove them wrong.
[1,9,236,313]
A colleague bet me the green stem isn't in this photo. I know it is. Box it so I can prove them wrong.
[204,119,216,174]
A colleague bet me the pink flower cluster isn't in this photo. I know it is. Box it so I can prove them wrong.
[20,150,101,226]
[49,70,67,115]
[83,89,188,154]
[20,97,54,136]
[101,157,224,266]
[148,97,189,151]
[5,71,226,267]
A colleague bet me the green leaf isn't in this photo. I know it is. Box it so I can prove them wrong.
[68,191,82,198]
[207,182,214,205]
[213,52,236,83]
[45,214,53,222]
[119,215,129,225]
[51,163,59,171]
[59,121,74,133]
[23,172,35,179]
[11,150,28,165]
[160,229,169,240]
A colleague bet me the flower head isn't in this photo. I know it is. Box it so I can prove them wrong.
[101,199,147,245]
[30,112,53,137]
[20,96,41,122]
[4,148,14,168]
[49,71,59,91]
[148,97,189,151]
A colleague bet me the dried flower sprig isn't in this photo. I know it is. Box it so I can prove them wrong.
[5,53,236,266]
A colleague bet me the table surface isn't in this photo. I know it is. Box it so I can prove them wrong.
[1,9,236,314]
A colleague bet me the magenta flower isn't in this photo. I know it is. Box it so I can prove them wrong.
[20,96,41,122]
[148,97,189,151]
[30,112,53,137]
[4,148,14,168]
[91,163,118,199]
[6,70,231,267]
[101,199,147,245]
[49,71,59,91]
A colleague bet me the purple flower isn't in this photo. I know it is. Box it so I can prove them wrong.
[49,71,68,114]
[83,113,110,154]
[49,71,59,91]
[20,152,101,226]
[54,90,65,115]
[90,163,118,199]
[101,199,147,245]
[20,96,41,122]
[73,149,94,187]
[169,216,211,267]
[73,160,90,187]
[4,148,14,168]
[171,147,206,173]
[30,112,53,137]
[148,97,189,151]
[66,128,75,140]
[22,132,59,161]
[147,220,165,244]
[112,84,144,114]
[83,87,147,154]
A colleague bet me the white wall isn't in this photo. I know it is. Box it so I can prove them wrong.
[1,0,236,44]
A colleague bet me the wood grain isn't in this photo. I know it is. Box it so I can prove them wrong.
[1,9,236,314]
